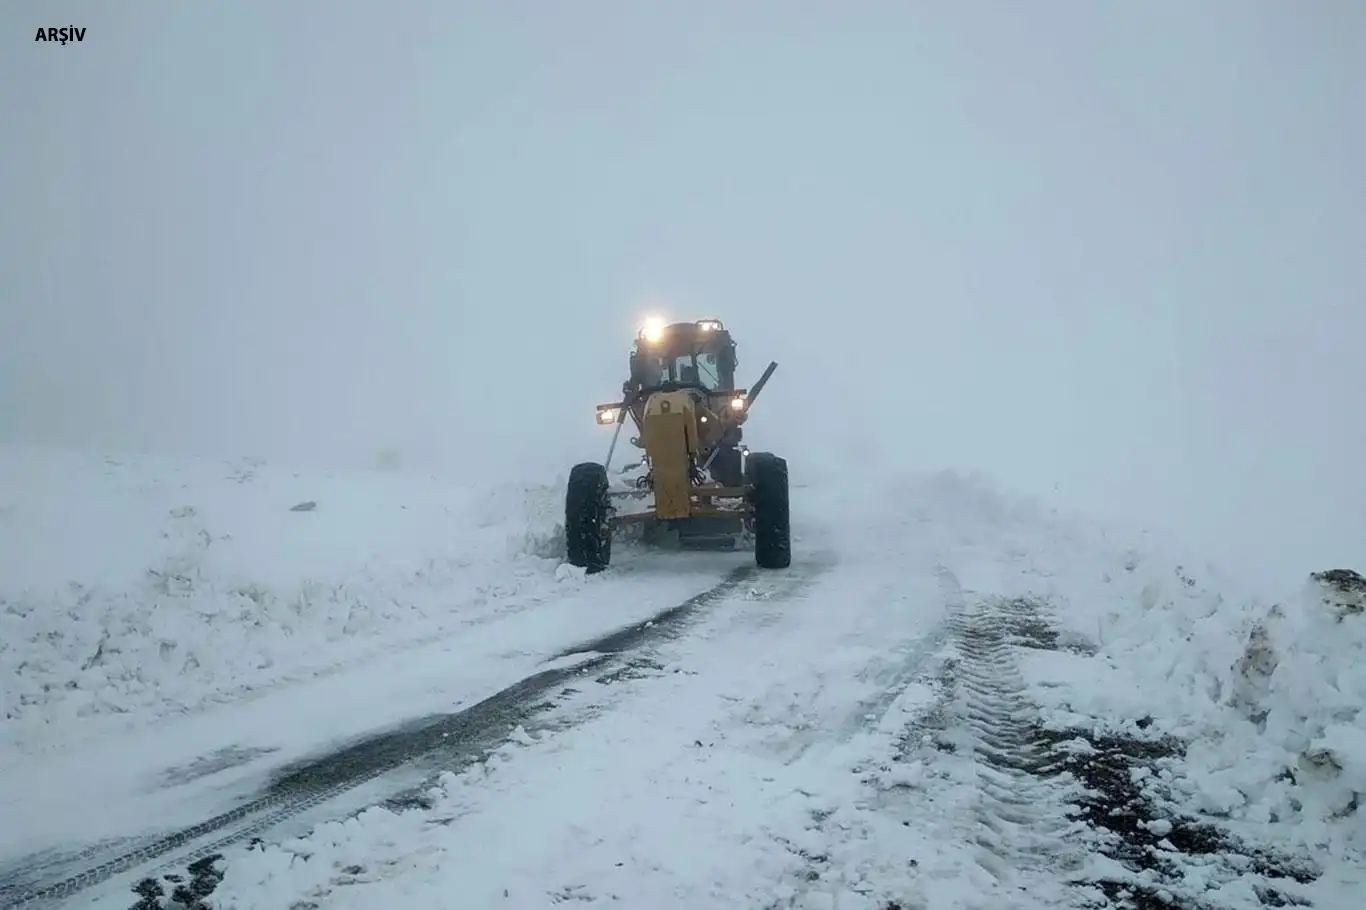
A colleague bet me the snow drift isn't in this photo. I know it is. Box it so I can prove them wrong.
[0,445,567,756]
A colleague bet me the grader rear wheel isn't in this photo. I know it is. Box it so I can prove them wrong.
[746,452,790,569]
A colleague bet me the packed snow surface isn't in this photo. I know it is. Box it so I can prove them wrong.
[3,445,1363,908]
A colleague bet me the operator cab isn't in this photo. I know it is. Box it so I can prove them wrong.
[628,318,737,396]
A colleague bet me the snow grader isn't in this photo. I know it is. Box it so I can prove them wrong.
[565,317,790,574]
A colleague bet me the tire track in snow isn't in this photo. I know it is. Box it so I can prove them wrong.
[769,574,1088,909]
[942,595,1321,908]
[944,596,1087,889]
[793,583,1327,910]
[911,570,1085,891]
[1,563,769,909]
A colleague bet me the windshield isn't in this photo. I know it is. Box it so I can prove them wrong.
[673,351,723,391]
[634,346,727,392]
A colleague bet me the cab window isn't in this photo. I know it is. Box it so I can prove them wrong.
[694,351,722,390]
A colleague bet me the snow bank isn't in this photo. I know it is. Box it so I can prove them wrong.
[804,468,1366,859]
[1214,570,1366,849]
[976,493,1366,859]
[1096,558,1366,856]
[0,445,566,754]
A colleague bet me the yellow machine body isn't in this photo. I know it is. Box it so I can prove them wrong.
[640,391,700,519]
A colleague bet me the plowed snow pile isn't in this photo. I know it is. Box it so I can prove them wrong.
[0,445,567,756]
[1021,538,1366,863]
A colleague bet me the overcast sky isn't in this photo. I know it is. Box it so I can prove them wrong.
[3,1,1363,583]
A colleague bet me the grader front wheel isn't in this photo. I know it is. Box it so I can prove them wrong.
[566,462,612,573]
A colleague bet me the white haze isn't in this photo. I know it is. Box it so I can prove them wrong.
[3,1,1363,586]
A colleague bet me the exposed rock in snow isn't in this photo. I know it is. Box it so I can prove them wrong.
[1309,568,1366,620]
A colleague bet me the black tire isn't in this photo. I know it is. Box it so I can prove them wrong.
[747,452,790,569]
[710,446,744,487]
[566,462,612,573]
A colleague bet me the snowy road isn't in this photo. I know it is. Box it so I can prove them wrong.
[15,551,1345,910]
[1,551,774,906]
[3,454,1362,910]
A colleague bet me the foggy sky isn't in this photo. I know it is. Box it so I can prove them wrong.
[4,1,1363,584]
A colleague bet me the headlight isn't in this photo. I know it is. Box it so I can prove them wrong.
[729,397,745,411]
[596,408,619,425]
[639,316,667,344]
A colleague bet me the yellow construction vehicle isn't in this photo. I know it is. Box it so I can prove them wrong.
[565,317,789,573]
